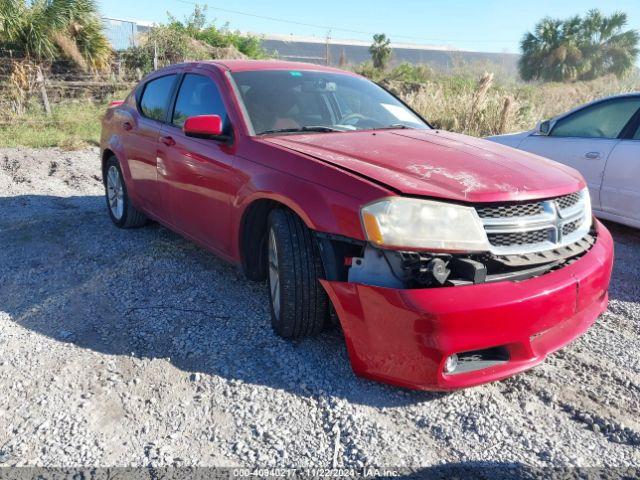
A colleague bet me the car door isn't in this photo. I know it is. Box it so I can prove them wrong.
[157,70,238,256]
[599,113,640,225]
[517,96,640,210]
[127,73,178,216]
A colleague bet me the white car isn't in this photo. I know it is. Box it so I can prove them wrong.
[488,93,640,228]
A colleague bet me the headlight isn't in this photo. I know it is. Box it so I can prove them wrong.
[361,197,490,251]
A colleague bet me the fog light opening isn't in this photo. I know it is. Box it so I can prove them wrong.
[444,354,459,374]
[443,346,510,375]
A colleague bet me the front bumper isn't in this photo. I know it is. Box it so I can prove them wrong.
[321,220,614,391]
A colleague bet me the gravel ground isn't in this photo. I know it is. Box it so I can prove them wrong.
[0,147,639,472]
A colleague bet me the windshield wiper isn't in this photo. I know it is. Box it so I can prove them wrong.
[373,124,414,130]
[259,125,344,135]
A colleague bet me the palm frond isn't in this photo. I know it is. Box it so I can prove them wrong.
[0,0,112,70]
[520,9,639,82]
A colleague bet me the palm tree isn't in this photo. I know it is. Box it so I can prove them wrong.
[519,17,583,82]
[369,33,391,70]
[0,0,112,71]
[519,9,639,82]
[577,10,639,80]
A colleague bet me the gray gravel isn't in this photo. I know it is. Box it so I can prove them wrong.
[0,147,639,470]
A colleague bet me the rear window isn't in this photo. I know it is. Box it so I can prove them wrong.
[140,75,177,122]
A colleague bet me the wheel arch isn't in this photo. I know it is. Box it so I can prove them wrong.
[238,194,316,281]
[101,139,138,206]
[101,148,115,180]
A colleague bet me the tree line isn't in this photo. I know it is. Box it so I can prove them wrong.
[369,9,638,83]
[1,2,638,83]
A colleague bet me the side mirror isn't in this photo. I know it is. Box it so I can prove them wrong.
[536,120,551,136]
[183,115,231,143]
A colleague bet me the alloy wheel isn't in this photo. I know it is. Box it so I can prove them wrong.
[106,165,124,220]
[268,229,281,319]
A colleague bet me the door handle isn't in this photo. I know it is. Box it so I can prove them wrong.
[584,151,600,159]
[122,121,133,131]
[160,135,176,147]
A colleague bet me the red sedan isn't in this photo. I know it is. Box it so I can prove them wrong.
[100,60,613,390]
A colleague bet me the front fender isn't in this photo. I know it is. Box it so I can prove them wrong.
[228,156,389,263]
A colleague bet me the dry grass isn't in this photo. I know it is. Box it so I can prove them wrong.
[6,61,38,116]
[395,72,640,137]
[1,67,639,149]
[53,32,89,72]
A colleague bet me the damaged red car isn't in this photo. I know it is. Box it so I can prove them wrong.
[101,61,614,390]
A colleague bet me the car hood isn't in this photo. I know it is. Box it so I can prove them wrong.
[264,129,584,203]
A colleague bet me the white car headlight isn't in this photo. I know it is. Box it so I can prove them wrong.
[361,197,490,251]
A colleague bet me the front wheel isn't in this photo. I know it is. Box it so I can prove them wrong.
[104,156,147,228]
[267,209,330,338]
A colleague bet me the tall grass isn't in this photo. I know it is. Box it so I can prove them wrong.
[392,70,640,137]
[0,66,638,149]
[0,89,130,149]
[0,102,103,149]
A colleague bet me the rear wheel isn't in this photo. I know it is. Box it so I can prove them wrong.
[267,208,329,338]
[104,156,147,228]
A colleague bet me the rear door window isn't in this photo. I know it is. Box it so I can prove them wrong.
[551,97,640,139]
[171,74,229,131]
[139,75,177,122]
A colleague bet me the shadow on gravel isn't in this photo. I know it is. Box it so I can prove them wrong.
[599,220,640,305]
[603,220,640,242]
[0,194,447,407]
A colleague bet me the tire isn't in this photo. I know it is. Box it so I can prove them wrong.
[267,208,330,338]
[104,156,147,228]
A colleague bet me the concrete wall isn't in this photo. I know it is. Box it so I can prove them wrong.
[260,37,519,74]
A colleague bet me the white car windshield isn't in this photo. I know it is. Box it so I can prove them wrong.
[230,70,430,135]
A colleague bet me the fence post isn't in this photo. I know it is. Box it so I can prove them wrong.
[153,41,158,71]
[36,66,51,116]
[325,30,331,65]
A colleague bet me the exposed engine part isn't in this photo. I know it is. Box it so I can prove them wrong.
[449,258,486,284]
[348,246,404,288]
[348,247,456,288]
[315,230,597,290]
[426,258,450,285]
[315,232,365,282]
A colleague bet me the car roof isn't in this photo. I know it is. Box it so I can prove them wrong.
[194,59,359,76]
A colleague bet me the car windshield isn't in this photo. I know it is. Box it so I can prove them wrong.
[230,70,430,135]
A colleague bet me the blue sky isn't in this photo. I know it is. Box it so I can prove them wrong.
[98,0,640,55]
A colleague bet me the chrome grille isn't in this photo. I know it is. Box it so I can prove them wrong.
[476,190,591,255]
[556,192,581,210]
[487,228,552,247]
[476,202,543,219]
[562,219,581,236]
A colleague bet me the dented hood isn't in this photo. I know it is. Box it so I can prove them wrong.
[264,129,585,203]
